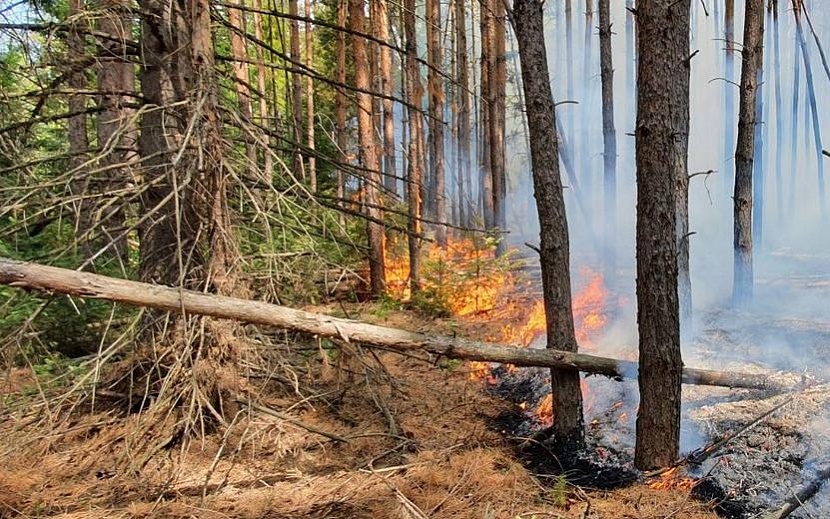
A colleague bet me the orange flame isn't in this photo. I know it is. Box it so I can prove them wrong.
[646,467,696,490]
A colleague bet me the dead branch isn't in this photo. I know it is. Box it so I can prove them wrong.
[0,258,792,392]
[763,464,830,519]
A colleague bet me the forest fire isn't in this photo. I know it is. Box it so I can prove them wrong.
[383,237,508,316]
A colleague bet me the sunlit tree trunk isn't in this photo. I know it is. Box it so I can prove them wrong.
[426,0,447,247]
[376,0,397,196]
[228,4,257,170]
[732,0,764,307]
[350,0,386,295]
[404,0,423,293]
[633,0,689,470]
[489,0,507,254]
[514,0,585,451]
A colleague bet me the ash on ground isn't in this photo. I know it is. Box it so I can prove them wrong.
[482,304,830,517]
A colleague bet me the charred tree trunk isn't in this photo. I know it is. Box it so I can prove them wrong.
[289,0,305,181]
[404,0,423,293]
[598,0,616,282]
[305,0,317,192]
[633,0,690,470]
[732,0,764,307]
[427,0,447,247]
[514,0,585,451]
[489,0,507,254]
[351,0,386,295]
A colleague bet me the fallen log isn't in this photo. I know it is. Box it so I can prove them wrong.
[0,257,785,391]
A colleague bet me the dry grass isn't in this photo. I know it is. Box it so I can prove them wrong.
[0,305,719,519]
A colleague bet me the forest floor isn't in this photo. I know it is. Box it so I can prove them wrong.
[0,298,719,519]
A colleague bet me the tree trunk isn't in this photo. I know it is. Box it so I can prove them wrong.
[228,3,256,171]
[772,2,782,221]
[335,0,348,222]
[67,0,92,258]
[793,0,825,213]
[633,0,690,470]
[489,0,507,254]
[305,0,317,192]
[350,0,386,295]
[252,0,274,178]
[479,0,494,229]
[377,0,397,197]
[598,0,616,283]
[426,0,447,247]
[137,0,234,294]
[289,0,305,181]
[95,0,133,264]
[514,0,585,451]
[723,0,735,193]
[732,0,764,307]
[455,0,472,229]
[404,0,423,294]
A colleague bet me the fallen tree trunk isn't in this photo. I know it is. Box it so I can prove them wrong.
[0,257,785,391]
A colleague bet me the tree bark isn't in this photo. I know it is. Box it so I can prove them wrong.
[598,0,616,283]
[0,257,787,392]
[377,0,397,197]
[252,0,274,178]
[426,0,447,247]
[350,0,386,295]
[732,0,764,307]
[514,0,585,451]
[95,0,133,264]
[479,0,494,229]
[489,0,507,254]
[404,0,423,294]
[228,3,257,170]
[67,0,92,258]
[455,0,472,229]
[335,0,348,222]
[723,0,735,193]
[305,0,317,192]
[289,0,305,181]
[634,0,690,470]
